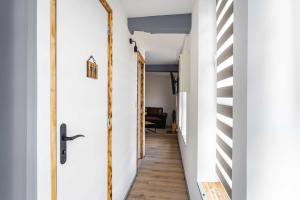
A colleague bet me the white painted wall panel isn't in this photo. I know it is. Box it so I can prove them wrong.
[177,1,201,199]
[247,1,300,199]
[178,1,218,199]
[179,36,191,92]
[0,0,37,199]
[232,0,247,199]
[110,1,139,199]
[196,0,218,184]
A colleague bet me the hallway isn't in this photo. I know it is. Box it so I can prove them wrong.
[128,132,188,200]
[2,0,300,199]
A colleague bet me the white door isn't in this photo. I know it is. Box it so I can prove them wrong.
[57,0,108,199]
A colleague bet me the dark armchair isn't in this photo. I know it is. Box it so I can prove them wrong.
[145,107,168,129]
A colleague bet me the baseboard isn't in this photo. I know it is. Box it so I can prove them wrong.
[176,135,191,200]
[124,172,137,200]
[197,182,206,200]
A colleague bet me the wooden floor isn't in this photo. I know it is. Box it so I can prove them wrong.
[201,182,230,200]
[127,131,188,200]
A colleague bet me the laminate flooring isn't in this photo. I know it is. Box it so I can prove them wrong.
[127,131,188,200]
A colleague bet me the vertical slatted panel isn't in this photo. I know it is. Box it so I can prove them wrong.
[216,165,232,198]
[216,0,234,199]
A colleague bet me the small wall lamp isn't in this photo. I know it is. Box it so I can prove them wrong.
[129,38,138,53]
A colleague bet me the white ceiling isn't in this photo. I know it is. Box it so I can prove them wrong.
[121,0,195,18]
[133,32,186,65]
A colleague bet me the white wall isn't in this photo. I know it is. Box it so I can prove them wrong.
[177,0,201,199]
[0,0,37,199]
[145,73,176,126]
[37,0,138,200]
[180,1,300,200]
[233,0,300,199]
[232,0,247,199]
[247,0,300,199]
[111,1,139,199]
[178,0,218,199]
[37,0,51,198]
[196,0,217,184]
[179,36,191,93]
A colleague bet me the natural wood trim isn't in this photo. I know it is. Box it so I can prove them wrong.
[201,182,230,200]
[50,0,57,200]
[137,51,145,64]
[104,6,113,200]
[99,0,112,13]
[136,62,139,169]
[137,52,145,159]
[50,1,113,200]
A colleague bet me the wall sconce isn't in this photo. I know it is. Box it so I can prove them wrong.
[129,38,138,53]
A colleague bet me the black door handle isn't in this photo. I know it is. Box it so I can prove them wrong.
[60,123,85,164]
[62,134,85,141]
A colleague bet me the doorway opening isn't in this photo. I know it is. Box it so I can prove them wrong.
[132,32,185,162]
[145,72,178,135]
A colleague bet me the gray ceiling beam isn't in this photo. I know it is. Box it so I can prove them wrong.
[146,64,179,72]
[128,14,192,34]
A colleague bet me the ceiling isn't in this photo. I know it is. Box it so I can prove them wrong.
[121,0,195,18]
[123,0,193,65]
[133,32,186,65]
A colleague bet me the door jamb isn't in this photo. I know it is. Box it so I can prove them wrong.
[50,1,113,200]
[136,52,145,161]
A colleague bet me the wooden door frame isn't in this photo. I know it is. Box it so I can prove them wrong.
[136,52,145,162]
[50,1,113,200]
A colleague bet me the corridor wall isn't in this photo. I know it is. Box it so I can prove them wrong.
[246,0,300,199]
[177,1,200,198]
[178,0,217,199]
[0,0,37,199]
[179,0,300,199]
